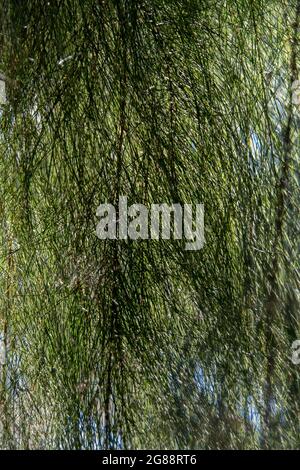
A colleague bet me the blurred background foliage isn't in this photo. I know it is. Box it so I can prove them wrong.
[0,0,299,449]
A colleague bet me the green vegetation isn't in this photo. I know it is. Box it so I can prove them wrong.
[0,0,299,449]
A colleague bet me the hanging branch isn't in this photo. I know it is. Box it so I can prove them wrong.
[263,0,300,449]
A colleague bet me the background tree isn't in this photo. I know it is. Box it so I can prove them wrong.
[0,0,299,449]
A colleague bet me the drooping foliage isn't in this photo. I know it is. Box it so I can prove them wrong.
[0,0,299,449]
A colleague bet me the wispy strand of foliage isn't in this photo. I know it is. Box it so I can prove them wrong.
[0,0,299,449]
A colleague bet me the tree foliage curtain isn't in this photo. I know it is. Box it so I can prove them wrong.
[0,0,299,449]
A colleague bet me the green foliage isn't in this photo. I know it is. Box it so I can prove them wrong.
[0,0,299,449]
